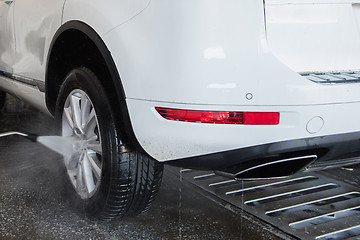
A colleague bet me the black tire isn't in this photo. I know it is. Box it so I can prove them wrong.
[0,90,6,110]
[55,67,163,221]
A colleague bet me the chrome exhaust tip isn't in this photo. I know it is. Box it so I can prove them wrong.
[215,155,317,180]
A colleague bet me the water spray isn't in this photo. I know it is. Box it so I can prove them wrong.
[0,131,75,159]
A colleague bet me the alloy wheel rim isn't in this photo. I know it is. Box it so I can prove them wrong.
[62,89,102,199]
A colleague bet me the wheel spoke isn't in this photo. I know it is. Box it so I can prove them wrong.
[80,94,91,129]
[67,154,78,170]
[81,154,96,194]
[76,161,83,193]
[87,141,102,155]
[84,108,97,138]
[70,94,82,132]
[64,107,74,129]
[87,135,97,142]
[86,151,101,181]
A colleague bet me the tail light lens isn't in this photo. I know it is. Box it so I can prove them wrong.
[155,108,279,125]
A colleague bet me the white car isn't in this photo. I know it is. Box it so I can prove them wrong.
[1,0,360,220]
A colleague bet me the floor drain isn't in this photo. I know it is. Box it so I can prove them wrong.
[173,168,360,240]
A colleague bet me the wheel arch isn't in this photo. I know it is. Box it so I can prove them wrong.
[46,20,138,149]
[46,21,124,113]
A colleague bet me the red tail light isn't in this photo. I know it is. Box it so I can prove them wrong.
[155,108,279,125]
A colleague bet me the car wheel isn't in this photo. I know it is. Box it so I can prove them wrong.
[55,67,163,221]
[0,90,6,110]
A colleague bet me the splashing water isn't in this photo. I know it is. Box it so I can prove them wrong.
[0,131,77,160]
[36,135,76,159]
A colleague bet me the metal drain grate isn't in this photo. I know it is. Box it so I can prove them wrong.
[301,71,360,84]
[175,168,360,240]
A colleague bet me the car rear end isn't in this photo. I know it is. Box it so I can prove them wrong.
[102,0,360,178]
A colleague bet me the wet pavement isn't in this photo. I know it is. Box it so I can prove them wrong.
[1,95,360,239]
[0,95,290,240]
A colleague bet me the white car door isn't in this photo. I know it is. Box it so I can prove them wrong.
[0,0,15,73]
[12,0,64,81]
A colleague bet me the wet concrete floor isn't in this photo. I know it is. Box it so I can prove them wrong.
[0,95,359,239]
[0,96,293,240]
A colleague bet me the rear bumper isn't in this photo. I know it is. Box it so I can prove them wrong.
[126,98,360,161]
[126,98,360,178]
[168,131,360,175]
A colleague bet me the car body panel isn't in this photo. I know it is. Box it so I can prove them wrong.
[62,0,150,36]
[103,0,275,105]
[12,0,64,81]
[0,1,15,73]
[103,0,360,107]
[0,0,360,171]
[265,0,360,72]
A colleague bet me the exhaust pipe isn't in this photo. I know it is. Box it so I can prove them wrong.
[215,155,317,180]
